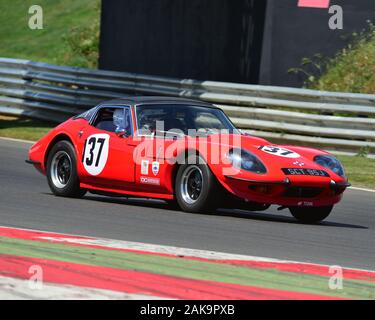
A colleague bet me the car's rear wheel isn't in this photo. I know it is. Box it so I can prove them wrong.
[289,205,333,224]
[46,140,86,198]
[175,155,222,213]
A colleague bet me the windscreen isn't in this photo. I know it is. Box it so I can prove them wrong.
[136,104,239,136]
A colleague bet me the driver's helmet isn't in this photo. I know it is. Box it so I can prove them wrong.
[113,109,124,131]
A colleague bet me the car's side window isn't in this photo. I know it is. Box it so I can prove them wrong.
[92,106,132,135]
[74,107,97,121]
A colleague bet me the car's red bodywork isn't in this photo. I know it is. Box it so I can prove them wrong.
[28,99,349,209]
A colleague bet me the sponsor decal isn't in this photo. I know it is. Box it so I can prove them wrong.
[293,161,305,167]
[141,160,149,175]
[259,146,300,158]
[282,168,330,177]
[152,161,160,176]
[140,176,160,186]
[82,134,110,176]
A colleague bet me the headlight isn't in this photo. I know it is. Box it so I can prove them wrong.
[314,155,346,177]
[226,149,267,174]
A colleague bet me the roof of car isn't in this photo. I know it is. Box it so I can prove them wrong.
[100,96,218,109]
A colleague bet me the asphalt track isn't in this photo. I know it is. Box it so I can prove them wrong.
[0,138,374,270]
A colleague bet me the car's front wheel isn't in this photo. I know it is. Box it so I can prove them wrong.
[289,205,333,224]
[175,155,222,213]
[46,140,86,198]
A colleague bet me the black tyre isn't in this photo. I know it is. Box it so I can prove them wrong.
[46,140,86,198]
[289,205,333,224]
[175,155,222,213]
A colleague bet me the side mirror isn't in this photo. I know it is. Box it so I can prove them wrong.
[115,127,129,138]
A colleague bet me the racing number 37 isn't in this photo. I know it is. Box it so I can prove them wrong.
[84,137,105,167]
[82,134,110,176]
[259,146,300,158]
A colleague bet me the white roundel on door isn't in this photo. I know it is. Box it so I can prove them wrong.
[259,146,300,158]
[83,134,110,176]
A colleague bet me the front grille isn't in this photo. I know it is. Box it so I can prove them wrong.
[283,187,324,198]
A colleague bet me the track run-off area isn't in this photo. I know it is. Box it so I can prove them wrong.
[0,138,374,299]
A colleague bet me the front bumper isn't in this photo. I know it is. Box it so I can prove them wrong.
[224,175,350,207]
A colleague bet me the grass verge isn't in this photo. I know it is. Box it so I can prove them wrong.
[0,115,54,141]
[337,155,375,190]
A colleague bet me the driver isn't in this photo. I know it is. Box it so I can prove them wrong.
[113,108,131,135]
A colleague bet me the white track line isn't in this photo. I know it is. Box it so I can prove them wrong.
[349,187,375,193]
[40,236,375,273]
[0,137,34,144]
[1,226,282,263]
[40,236,286,263]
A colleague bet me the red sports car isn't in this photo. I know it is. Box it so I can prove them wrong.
[27,97,350,223]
